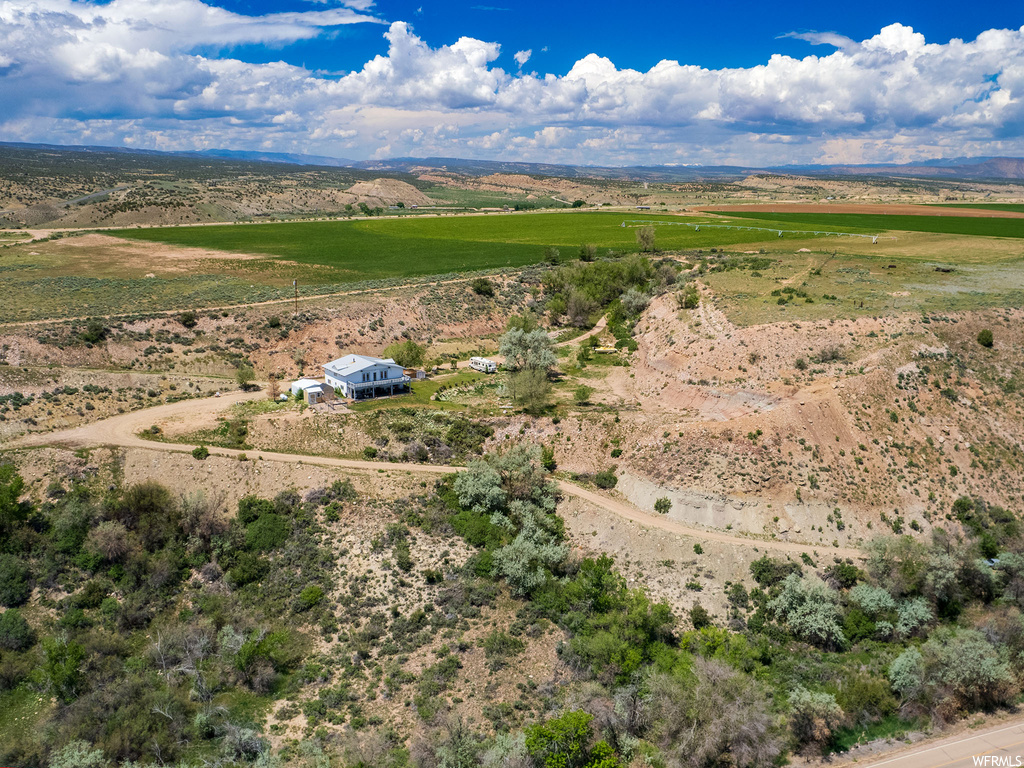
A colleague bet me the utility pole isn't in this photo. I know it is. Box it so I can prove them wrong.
[293,279,297,315]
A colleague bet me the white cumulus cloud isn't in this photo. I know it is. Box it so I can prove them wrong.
[1,6,1023,165]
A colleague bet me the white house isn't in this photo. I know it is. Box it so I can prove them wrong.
[322,354,410,400]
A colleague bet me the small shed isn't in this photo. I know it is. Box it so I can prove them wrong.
[302,383,332,404]
[404,368,427,380]
[290,378,321,397]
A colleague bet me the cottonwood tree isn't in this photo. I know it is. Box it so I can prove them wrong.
[636,226,656,252]
[499,328,556,372]
[384,339,426,368]
[769,574,846,650]
[504,369,551,414]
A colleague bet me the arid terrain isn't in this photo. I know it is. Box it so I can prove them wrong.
[4,152,1024,768]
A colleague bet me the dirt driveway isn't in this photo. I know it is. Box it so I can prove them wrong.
[7,392,862,559]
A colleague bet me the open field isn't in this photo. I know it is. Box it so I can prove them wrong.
[108,211,827,276]
[4,207,1024,324]
[722,210,1024,237]
[699,243,1024,326]
[700,202,1024,218]
[933,203,1024,212]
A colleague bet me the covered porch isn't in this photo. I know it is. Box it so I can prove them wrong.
[349,376,411,400]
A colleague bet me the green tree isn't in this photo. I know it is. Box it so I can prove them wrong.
[594,469,617,489]
[0,554,31,607]
[108,480,180,551]
[295,585,324,612]
[237,494,275,525]
[505,369,551,414]
[649,662,782,768]
[499,328,557,372]
[749,555,802,588]
[769,574,846,650]
[892,627,1015,712]
[0,463,30,540]
[79,318,107,344]
[576,342,592,367]
[177,310,198,328]
[636,226,656,253]
[491,513,568,595]
[654,497,672,515]
[678,285,699,309]
[525,710,595,768]
[471,277,495,296]
[0,608,34,650]
[541,445,557,472]
[977,329,994,348]
[690,603,712,629]
[384,339,426,368]
[236,364,256,391]
[620,287,650,317]
[245,513,290,552]
[44,635,86,703]
[506,313,539,333]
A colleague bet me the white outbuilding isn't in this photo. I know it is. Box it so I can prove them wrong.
[290,378,321,397]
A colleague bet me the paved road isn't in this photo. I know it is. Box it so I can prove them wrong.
[857,719,1024,768]
[6,392,862,558]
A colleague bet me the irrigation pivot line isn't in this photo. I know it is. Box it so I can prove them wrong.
[621,220,896,244]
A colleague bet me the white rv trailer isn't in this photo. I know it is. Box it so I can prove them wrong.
[468,357,497,373]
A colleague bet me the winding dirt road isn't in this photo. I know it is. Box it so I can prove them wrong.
[6,392,862,559]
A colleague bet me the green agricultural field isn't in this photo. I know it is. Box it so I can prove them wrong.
[931,203,1024,213]
[725,211,1024,238]
[109,212,825,280]
[7,209,1021,324]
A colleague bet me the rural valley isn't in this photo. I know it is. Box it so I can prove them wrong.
[2,143,1024,768]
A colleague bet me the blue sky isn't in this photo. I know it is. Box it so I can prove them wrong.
[222,0,1022,75]
[0,0,1022,165]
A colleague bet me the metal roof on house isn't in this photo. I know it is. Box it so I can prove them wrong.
[323,354,401,378]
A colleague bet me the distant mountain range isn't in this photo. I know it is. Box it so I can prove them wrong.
[353,155,1024,182]
[3,141,1024,182]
